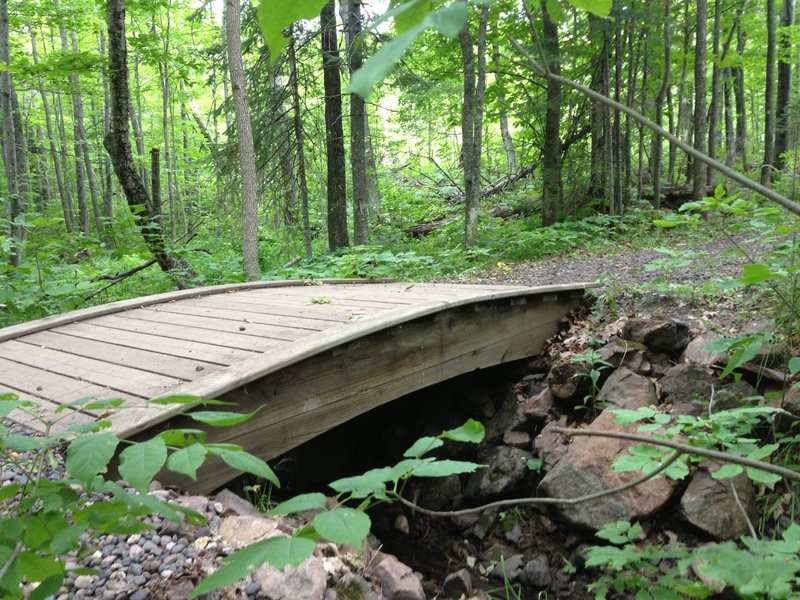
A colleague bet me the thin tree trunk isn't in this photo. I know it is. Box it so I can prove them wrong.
[724,67,736,166]
[104,0,196,284]
[289,29,312,258]
[693,0,708,200]
[131,57,150,196]
[671,2,692,185]
[588,15,609,198]
[224,0,260,280]
[774,0,794,170]
[31,27,73,232]
[652,0,671,208]
[364,115,381,213]
[541,3,561,225]
[99,30,113,222]
[8,89,29,265]
[494,34,516,173]
[346,0,368,245]
[321,0,349,250]
[762,0,776,184]
[707,0,721,185]
[734,17,748,168]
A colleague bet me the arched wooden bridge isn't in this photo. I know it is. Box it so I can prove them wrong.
[0,279,592,492]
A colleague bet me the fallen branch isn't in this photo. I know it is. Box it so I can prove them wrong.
[388,450,683,517]
[552,427,800,482]
[84,258,158,301]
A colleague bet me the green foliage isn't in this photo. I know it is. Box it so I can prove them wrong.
[570,349,613,409]
[586,521,800,599]
[0,392,277,599]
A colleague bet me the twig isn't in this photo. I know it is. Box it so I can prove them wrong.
[387,450,683,518]
[553,427,800,482]
[282,256,302,269]
[728,478,758,539]
[507,36,800,217]
[0,542,22,583]
[84,259,158,301]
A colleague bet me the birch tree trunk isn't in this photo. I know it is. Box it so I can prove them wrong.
[651,0,671,209]
[774,0,794,170]
[541,3,561,226]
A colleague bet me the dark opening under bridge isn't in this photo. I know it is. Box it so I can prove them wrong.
[0,280,592,493]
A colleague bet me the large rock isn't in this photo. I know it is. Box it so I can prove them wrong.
[660,363,716,416]
[464,446,532,500]
[680,334,726,367]
[537,410,678,531]
[679,461,756,540]
[533,418,571,471]
[253,556,327,600]
[712,380,758,412]
[598,339,650,375]
[546,360,591,409]
[215,488,263,518]
[366,552,425,600]
[621,318,690,357]
[597,367,657,410]
[522,387,554,425]
[217,515,286,549]
[484,393,527,443]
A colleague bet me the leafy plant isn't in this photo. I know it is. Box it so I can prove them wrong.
[570,349,613,410]
[0,392,278,599]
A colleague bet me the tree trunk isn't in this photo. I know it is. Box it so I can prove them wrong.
[104,0,196,285]
[224,0,261,280]
[588,15,609,198]
[461,6,488,246]
[321,0,349,250]
[734,19,748,168]
[30,27,73,233]
[774,0,794,170]
[288,29,312,258]
[494,34,516,174]
[651,0,671,209]
[762,0,776,184]
[671,2,692,185]
[707,0,721,185]
[692,0,707,200]
[541,3,561,226]
[346,0,369,245]
[131,58,150,196]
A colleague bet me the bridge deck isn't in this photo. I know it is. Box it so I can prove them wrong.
[0,279,592,492]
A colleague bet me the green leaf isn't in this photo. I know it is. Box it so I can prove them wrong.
[0,484,19,501]
[220,450,280,487]
[711,464,744,479]
[410,459,483,477]
[2,434,48,451]
[441,419,485,443]
[789,357,800,375]
[313,508,371,547]
[266,493,327,516]
[23,512,68,550]
[527,457,544,472]
[16,552,64,582]
[82,398,125,411]
[149,394,202,406]
[159,428,208,447]
[720,340,763,379]
[28,574,64,600]
[545,0,567,23]
[403,436,443,458]
[66,433,119,483]
[745,466,782,486]
[348,1,467,100]
[257,0,328,60]
[568,0,612,17]
[329,467,393,499]
[190,536,315,599]
[739,263,775,284]
[188,409,261,427]
[391,0,432,34]
[0,399,22,420]
[118,438,168,493]
[166,444,208,481]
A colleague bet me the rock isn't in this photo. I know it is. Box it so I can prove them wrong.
[712,380,758,412]
[537,410,678,531]
[546,361,591,409]
[679,460,756,540]
[681,334,726,367]
[218,515,285,549]
[442,568,473,598]
[130,590,148,600]
[214,489,262,517]
[533,418,570,471]
[490,553,524,582]
[519,555,551,589]
[522,387,554,424]
[464,446,532,499]
[597,367,657,410]
[598,339,650,375]
[484,393,527,443]
[621,318,690,357]
[164,580,195,600]
[503,430,532,449]
[367,552,425,600]
[660,363,716,416]
[418,475,461,511]
[254,556,327,600]
[470,508,497,540]
[775,386,800,432]
[175,495,209,515]
[335,572,380,600]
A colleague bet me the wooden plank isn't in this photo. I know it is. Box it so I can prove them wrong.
[51,322,258,365]
[258,283,503,304]
[0,279,393,342]
[0,340,182,397]
[185,296,388,323]
[87,314,282,352]
[151,303,327,332]
[148,295,575,492]
[124,308,313,342]
[204,291,402,315]
[0,356,143,406]
[0,385,97,434]
[230,289,415,309]
[17,330,218,380]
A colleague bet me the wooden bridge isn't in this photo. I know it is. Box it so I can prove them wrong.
[0,279,592,492]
